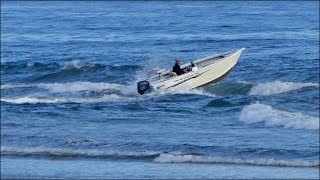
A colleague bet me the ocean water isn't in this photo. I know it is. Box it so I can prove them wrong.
[1,1,319,179]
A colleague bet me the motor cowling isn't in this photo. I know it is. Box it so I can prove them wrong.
[189,61,197,71]
[137,80,150,95]
[190,61,195,67]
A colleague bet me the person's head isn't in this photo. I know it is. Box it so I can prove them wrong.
[176,59,181,65]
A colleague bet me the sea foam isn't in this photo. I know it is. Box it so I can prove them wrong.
[2,146,318,168]
[1,84,32,89]
[0,81,214,104]
[249,81,319,96]
[239,102,319,130]
[1,94,122,104]
[1,146,159,158]
[153,153,319,167]
[1,82,125,93]
[1,81,213,97]
[60,60,88,69]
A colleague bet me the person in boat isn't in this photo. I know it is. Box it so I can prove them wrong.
[172,59,187,75]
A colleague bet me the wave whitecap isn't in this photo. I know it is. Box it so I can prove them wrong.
[1,94,123,104]
[1,82,125,93]
[249,81,319,96]
[1,81,215,104]
[60,60,88,70]
[157,87,215,97]
[2,146,318,168]
[1,81,141,104]
[1,146,158,158]
[239,103,319,130]
[153,153,319,167]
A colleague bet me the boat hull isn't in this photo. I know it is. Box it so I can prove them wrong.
[158,48,243,90]
[138,48,245,94]
[171,49,242,91]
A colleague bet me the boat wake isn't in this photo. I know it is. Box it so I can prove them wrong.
[1,81,214,104]
[1,80,318,104]
[1,82,126,93]
[1,95,124,104]
[1,81,137,104]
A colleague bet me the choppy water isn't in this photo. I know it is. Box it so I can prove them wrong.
[1,1,319,179]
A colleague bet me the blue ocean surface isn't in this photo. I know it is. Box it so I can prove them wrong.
[1,1,319,179]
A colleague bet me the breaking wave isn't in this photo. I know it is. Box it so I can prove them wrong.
[60,60,90,70]
[2,146,318,168]
[0,81,138,104]
[249,81,319,96]
[239,102,319,130]
[1,146,158,159]
[1,82,125,93]
[2,60,142,72]
[153,153,319,167]
[1,81,215,104]
[158,87,215,97]
[1,95,124,104]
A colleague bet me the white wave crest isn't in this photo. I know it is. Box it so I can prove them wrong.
[1,84,32,89]
[1,94,122,104]
[153,153,319,167]
[249,81,319,96]
[1,82,125,93]
[1,146,159,158]
[27,62,36,67]
[39,82,125,93]
[61,60,89,69]
[3,146,318,168]
[155,87,215,97]
[1,81,213,97]
[239,103,319,130]
[175,88,215,97]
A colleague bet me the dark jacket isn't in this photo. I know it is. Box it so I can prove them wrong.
[173,63,184,75]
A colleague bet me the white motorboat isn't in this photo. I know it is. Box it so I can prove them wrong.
[137,48,245,95]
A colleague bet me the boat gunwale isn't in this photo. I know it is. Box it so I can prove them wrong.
[149,48,244,85]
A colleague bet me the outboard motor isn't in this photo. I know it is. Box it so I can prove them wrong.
[189,61,198,71]
[137,80,150,95]
[190,61,196,67]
